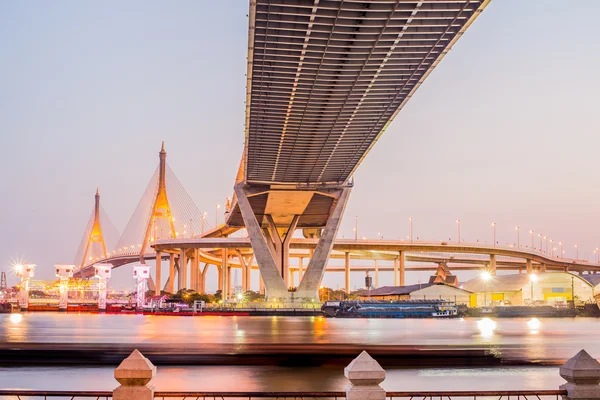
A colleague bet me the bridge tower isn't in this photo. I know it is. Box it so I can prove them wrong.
[139,142,176,261]
[79,189,108,269]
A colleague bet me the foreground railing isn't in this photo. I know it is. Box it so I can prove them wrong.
[0,390,569,400]
[1,349,598,400]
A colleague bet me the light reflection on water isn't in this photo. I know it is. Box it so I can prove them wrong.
[0,313,597,362]
[0,365,562,391]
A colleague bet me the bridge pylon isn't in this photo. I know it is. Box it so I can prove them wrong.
[139,142,176,261]
[79,189,109,269]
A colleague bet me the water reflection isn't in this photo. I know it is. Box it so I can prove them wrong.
[10,313,22,324]
[477,318,497,338]
[527,318,541,334]
[1,314,599,363]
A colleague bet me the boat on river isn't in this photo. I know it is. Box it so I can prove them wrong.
[322,299,457,318]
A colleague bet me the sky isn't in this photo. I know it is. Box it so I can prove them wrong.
[1,1,599,291]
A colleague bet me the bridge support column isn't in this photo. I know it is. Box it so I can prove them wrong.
[236,251,253,293]
[222,248,229,300]
[526,258,533,274]
[345,252,350,294]
[393,258,399,286]
[299,257,304,281]
[191,249,199,291]
[168,254,175,293]
[200,264,208,294]
[541,263,547,272]
[234,184,292,299]
[489,254,497,276]
[374,260,379,288]
[296,188,351,299]
[399,251,406,286]
[155,251,162,296]
[179,249,188,291]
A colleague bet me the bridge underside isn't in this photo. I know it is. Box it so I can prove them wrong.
[228,0,489,300]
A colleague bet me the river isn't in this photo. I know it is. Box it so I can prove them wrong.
[1,313,592,391]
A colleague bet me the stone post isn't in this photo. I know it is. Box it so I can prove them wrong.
[113,350,157,400]
[345,351,386,400]
[560,349,600,400]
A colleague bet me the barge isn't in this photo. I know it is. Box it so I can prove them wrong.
[322,299,457,318]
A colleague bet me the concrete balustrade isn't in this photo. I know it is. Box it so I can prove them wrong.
[111,348,600,400]
[113,349,156,400]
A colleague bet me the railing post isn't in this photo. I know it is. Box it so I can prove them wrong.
[560,349,600,400]
[345,351,386,400]
[113,350,157,400]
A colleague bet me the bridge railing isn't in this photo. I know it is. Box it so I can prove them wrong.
[1,349,598,400]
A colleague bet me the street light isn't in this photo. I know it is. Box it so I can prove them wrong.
[529,230,534,249]
[491,222,496,247]
[378,232,383,239]
[538,233,543,252]
[544,236,548,254]
[575,244,579,261]
[409,217,413,243]
[215,204,221,226]
[559,242,563,257]
[515,226,520,248]
[201,212,207,234]
[456,219,461,243]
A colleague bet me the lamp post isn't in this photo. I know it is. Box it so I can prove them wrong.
[550,239,553,256]
[559,242,563,257]
[515,226,520,248]
[491,222,496,247]
[530,230,534,249]
[201,212,207,234]
[575,244,579,261]
[215,204,220,226]
[409,217,413,243]
[354,216,358,241]
[456,219,461,244]
[544,236,548,254]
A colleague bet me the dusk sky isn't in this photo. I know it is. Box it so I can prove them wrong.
[1,1,599,290]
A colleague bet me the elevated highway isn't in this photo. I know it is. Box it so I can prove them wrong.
[225,0,491,299]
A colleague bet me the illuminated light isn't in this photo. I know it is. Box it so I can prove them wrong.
[10,314,22,324]
[480,271,492,281]
[477,318,496,338]
[14,264,23,275]
[529,273,538,282]
[236,293,243,301]
[527,317,541,333]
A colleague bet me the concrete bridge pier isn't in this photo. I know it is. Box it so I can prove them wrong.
[190,249,199,291]
[399,251,406,286]
[345,252,350,294]
[221,248,229,300]
[374,260,379,288]
[179,249,188,290]
[154,251,162,296]
[489,254,497,276]
[526,258,533,274]
[168,254,175,293]
[199,263,208,293]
